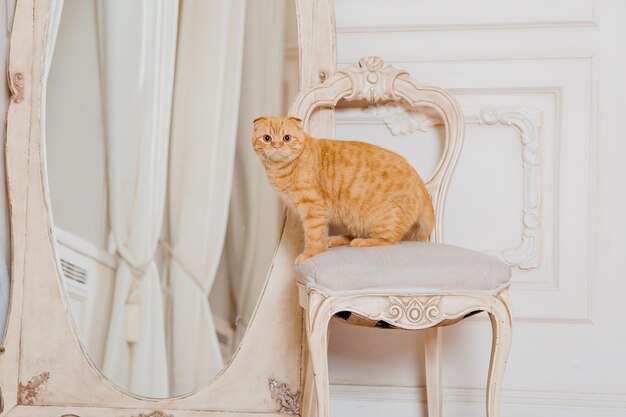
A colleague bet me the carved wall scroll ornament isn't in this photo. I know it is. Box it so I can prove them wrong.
[365,103,440,135]
[367,103,543,269]
[9,72,24,103]
[468,107,542,269]
[17,372,50,405]
[268,379,301,415]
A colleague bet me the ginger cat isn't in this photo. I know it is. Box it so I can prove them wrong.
[252,116,435,265]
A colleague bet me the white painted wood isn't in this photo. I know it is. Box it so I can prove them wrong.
[424,328,441,417]
[293,3,336,417]
[486,290,512,417]
[294,0,336,139]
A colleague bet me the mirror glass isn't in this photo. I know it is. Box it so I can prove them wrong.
[44,0,297,397]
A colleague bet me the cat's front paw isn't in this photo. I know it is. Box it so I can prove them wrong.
[328,235,352,248]
[295,252,313,265]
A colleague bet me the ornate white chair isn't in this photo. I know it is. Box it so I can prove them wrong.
[289,56,513,417]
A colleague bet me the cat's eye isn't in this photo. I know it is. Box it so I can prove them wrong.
[263,135,272,143]
[283,135,291,142]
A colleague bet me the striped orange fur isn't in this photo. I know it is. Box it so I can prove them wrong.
[252,116,435,264]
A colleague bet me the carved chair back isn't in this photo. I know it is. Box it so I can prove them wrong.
[289,56,465,242]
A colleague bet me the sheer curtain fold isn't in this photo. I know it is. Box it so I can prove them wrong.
[225,0,287,344]
[167,0,246,396]
[99,0,178,398]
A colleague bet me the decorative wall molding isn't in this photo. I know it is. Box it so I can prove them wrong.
[268,379,301,415]
[468,107,542,269]
[329,383,626,417]
[364,104,439,135]
[17,372,50,405]
[334,0,596,34]
[366,103,543,269]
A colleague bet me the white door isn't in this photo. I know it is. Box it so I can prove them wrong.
[328,1,626,416]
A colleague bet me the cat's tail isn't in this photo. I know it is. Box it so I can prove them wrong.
[406,206,435,241]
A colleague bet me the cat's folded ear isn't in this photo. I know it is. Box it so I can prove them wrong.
[288,116,303,128]
[253,116,268,130]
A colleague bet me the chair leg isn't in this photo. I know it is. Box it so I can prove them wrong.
[424,327,442,417]
[301,354,316,417]
[305,291,332,417]
[486,289,513,417]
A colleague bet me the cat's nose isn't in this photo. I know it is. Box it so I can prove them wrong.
[273,143,281,149]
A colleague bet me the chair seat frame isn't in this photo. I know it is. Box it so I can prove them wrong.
[289,56,513,417]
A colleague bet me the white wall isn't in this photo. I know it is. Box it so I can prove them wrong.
[44,0,114,367]
[46,0,109,249]
[327,1,626,415]
[213,0,297,343]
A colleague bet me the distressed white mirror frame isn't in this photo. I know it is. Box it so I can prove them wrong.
[0,0,342,415]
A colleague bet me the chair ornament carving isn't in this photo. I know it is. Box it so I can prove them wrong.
[338,56,410,103]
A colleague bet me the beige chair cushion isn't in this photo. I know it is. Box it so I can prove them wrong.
[295,242,511,296]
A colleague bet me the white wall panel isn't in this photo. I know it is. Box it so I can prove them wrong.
[46,0,109,249]
[329,0,626,414]
[335,0,594,32]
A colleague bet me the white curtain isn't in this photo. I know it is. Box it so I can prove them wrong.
[223,0,287,344]
[167,0,246,396]
[45,0,64,74]
[99,0,178,397]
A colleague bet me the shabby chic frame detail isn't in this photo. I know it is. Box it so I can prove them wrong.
[268,379,301,415]
[17,373,50,405]
[128,411,174,417]
[0,0,336,416]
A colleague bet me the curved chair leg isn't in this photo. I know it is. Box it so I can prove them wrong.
[424,327,442,417]
[486,289,512,417]
[305,290,332,417]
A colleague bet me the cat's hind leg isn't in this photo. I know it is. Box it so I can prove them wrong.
[328,235,353,248]
[349,225,406,247]
[350,206,412,247]
[404,207,435,241]
[349,237,395,247]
